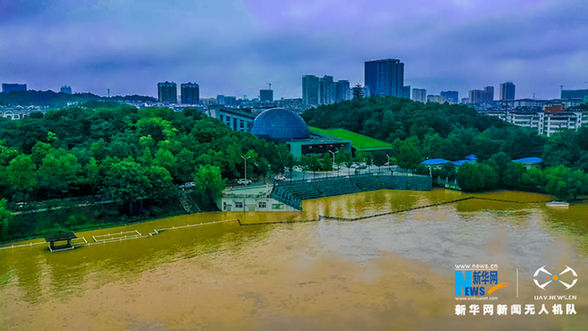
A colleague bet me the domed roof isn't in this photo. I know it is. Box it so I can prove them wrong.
[251,108,310,142]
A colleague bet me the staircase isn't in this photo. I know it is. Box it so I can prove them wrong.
[179,190,201,214]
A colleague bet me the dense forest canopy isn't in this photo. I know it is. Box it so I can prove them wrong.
[0,102,292,204]
[302,96,588,199]
[302,96,588,169]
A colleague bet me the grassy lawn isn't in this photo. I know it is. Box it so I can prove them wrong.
[309,127,392,150]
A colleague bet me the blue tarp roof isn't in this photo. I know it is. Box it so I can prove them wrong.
[421,158,451,165]
[453,160,475,166]
[464,154,477,160]
[513,157,543,164]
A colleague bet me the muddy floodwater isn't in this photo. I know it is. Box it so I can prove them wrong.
[1,189,587,330]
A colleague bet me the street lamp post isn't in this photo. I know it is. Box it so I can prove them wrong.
[241,155,251,180]
[329,150,338,177]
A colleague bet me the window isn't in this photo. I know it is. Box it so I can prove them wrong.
[235,201,243,208]
[272,204,283,210]
[258,202,266,208]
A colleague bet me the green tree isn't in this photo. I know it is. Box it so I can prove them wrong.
[37,150,81,197]
[519,168,543,192]
[0,199,15,241]
[255,157,270,183]
[103,157,149,206]
[339,151,354,174]
[193,165,226,209]
[308,154,322,179]
[145,165,175,202]
[7,155,38,196]
[457,163,493,192]
[138,147,153,166]
[543,165,587,201]
[299,155,310,180]
[503,162,526,189]
[397,139,422,170]
[175,148,196,182]
[87,157,100,195]
[153,148,177,174]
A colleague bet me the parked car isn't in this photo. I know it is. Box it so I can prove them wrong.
[179,181,195,189]
[358,164,367,169]
[15,202,29,210]
[349,164,358,169]
[274,175,286,181]
[237,178,252,185]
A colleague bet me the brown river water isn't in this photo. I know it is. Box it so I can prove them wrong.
[1,189,587,330]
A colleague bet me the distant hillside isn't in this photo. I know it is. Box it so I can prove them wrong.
[0,90,156,107]
[301,96,545,162]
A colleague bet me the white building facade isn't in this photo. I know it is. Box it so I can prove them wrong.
[485,110,587,136]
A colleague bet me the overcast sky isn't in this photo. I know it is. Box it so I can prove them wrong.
[1,0,587,100]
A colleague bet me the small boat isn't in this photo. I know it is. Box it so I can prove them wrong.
[546,201,569,208]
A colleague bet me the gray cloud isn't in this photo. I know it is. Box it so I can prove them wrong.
[1,0,587,99]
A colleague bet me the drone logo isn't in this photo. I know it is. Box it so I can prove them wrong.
[533,266,578,290]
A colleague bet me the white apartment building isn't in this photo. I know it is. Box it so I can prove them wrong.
[485,110,587,136]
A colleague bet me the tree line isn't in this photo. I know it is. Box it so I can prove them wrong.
[303,96,588,199]
[0,90,156,107]
[0,103,293,241]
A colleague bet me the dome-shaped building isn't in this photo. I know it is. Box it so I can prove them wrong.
[250,108,310,142]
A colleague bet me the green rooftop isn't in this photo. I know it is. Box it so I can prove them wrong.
[309,127,392,151]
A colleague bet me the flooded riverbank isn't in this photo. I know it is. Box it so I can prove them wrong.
[1,189,587,330]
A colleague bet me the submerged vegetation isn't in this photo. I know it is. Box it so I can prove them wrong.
[0,102,293,241]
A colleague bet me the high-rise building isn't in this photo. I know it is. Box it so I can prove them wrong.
[157,82,177,104]
[484,86,494,102]
[412,88,426,103]
[260,89,273,102]
[427,95,443,103]
[60,85,72,94]
[302,75,319,106]
[440,91,458,104]
[2,83,27,93]
[468,90,484,104]
[403,86,411,99]
[319,75,335,105]
[181,83,199,104]
[225,96,237,106]
[364,59,404,98]
[561,89,588,99]
[468,86,494,103]
[336,80,350,102]
[499,82,515,101]
[217,95,226,105]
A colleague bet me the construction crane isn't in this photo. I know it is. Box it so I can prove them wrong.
[268,83,272,90]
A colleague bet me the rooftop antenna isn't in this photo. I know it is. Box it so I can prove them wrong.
[268,83,272,90]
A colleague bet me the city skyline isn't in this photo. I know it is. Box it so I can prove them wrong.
[1,0,587,100]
